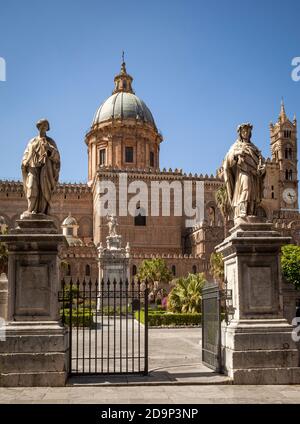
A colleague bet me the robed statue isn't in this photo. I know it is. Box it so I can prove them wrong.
[21,119,60,216]
[223,123,266,221]
[107,215,118,237]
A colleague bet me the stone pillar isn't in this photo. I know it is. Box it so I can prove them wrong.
[0,273,8,321]
[0,215,68,387]
[216,219,300,384]
[108,138,113,166]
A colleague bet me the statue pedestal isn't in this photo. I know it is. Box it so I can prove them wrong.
[0,217,68,387]
[98,234,130,285]
[216,220,300,384]
[97,234,130,311]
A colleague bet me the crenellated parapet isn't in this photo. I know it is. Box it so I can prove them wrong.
[96,166,223,183]
[0,179,91,194]
[59,242,97,259]
[55,182,91,194]
[0,180,23,192]
[131,252,203,259]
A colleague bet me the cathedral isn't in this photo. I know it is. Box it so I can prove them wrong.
[0,59,299,281]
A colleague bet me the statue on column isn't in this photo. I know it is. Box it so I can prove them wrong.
[21,119,60,216]
[223,123,266,221]
[107,214,118,236]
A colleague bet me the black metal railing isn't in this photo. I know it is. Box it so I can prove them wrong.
[58,278,149,376]
[201,282,222,373]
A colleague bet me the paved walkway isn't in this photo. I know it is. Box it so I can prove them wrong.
[1,385,300,403]
[69,327,230,385]
[1,328,300,403]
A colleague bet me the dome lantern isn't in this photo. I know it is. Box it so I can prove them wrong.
[112,52,135,95]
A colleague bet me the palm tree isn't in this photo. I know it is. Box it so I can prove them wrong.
[168,273,206,313]
[137,258,172,286]
[210,252,224,287]
[215,185,231,238]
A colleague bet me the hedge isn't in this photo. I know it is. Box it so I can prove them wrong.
[98,306,133,316]
[60,308,94,328]
[135,310,202,327]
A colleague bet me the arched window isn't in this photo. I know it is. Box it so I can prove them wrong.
[99,149,106,166]
[192,265,197,274]
[286,169,289,180]
[285,147,293,160]
[150,151,154,167]
[66,227,73,236]
[134,207,146,226]
[132,265,137,276]
[85,264,91,276]
[289,170,293,181]
[125,146,134,163]
[66,264,71,276]
[171,265,176,276]
[284,129,291,138]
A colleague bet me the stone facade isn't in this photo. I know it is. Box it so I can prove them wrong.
[0,63,299,283]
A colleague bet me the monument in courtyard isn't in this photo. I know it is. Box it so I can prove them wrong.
[98,215,130,284]
[0,120,68,387]
[217,123,300,384]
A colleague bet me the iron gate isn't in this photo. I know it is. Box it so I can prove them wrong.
[202,282,222,373]
[59,278,149,376]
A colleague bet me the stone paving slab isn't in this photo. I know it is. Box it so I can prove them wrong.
[1,385,300,403]
[68,367,232,386]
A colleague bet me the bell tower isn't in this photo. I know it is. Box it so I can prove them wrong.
[270,100,298,211]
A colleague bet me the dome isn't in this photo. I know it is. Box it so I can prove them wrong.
[93,92,156,128]
[92,59,157,129]
[62,214,78,226]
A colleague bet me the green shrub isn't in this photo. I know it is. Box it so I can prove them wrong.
[281,244,300,289]
[60,308,94,328]
[99,305,133,316]
[168,273,206,313]
[148,309,167,315]
[135,310,201,326]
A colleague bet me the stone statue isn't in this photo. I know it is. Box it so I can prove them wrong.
[107,214,118,236]
[21,119,60,216]
[207,206,215,226]
[223,123,266,221]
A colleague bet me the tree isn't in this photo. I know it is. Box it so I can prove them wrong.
[60,259,70,275]
[168,273,207,313]
[210,252,224,285]
[281,244,300,290]
[215,185,231,237]
[0,227,8,275]
[137,258,172,285]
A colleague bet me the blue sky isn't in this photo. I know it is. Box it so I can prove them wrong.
[0,0,300,181]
